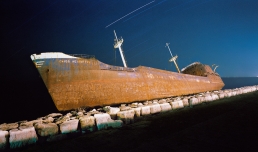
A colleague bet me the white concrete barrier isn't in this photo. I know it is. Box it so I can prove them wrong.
[204,94,213,102]
[149,103,161,114]
[132,107,141,117]
[94,113,122,130]
[182,98,189,107]
[104,106,120,119]
[196,95,205,103]
[189,97,199,106]
[79,116,95,132]
[170,100,184,110]
[0,130,8,149]
[35,123,59,137]
[59,119,79,134]
[160,103,172,112]
[117,109,135,124]
[141,106,151,116]
[218,93,225,99]
[211,94,219,100]
[9,126,38,149]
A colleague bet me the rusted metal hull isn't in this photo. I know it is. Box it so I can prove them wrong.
[31,53,224,111]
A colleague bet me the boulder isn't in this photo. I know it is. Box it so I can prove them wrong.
[20,119,43,127]
[35,123,58,137]
[117,109,135,124]
[158,99,167,104]
[160,103,172,112]
[77,112,84,117]
[94,113,122,130]
[120,104,131,111]
[43,117,54,123]
[130,103,138,108]
[46,113,63,118]
[55,115,70,125]
[0,130,8,149]
[0,123,18,131]
[79,115,96,132]
[9,126,38,149]
[59,119,79,134]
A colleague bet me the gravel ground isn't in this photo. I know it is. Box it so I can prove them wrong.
[12,91,258,151]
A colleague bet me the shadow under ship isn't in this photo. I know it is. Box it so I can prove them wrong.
[30,31,224,111]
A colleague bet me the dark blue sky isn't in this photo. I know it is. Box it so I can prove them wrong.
[1,0,258,78]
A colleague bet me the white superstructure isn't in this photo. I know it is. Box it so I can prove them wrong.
[30,52,77,61]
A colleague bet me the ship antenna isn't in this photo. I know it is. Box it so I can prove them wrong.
[166,43,180,73]
[214,65,219,72]
[114,30,127,67]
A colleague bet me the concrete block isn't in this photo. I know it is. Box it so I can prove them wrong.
[211,94,219,100]
[149,103,161,114]
[182,98,189,107]
[177,100,184,108]
[59,119,79,134]
[117,109,135,124]
[103,106,120,119]
[170,100,184,110]
[35,123,58,137]
[79,116,95,132]
[132,107,141,117]
[141,106,150,116]
[204,94,213,102]
[94,113,122,130]
[160,103,172,112]
[0,130,8,149]
[189,97,199,106]
[218,93,225,99]
[197,96,205,103]
[226,91,232,97]
[9,126,38,149]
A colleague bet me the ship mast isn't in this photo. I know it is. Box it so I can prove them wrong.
[166,43,180,73]
[114,30,127,67]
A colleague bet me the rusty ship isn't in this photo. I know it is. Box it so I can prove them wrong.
[30,31,224,111]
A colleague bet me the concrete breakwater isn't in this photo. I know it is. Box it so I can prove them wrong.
[0,85,258,150]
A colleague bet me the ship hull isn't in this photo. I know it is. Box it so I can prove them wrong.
[31,53,224,111]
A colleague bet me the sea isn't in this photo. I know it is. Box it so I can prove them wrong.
[1,77,258,124]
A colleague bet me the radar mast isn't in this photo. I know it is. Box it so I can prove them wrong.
[166,43,180,73]
[114,30,127,67]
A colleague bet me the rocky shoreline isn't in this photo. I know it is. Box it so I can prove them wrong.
[1,85,258,150]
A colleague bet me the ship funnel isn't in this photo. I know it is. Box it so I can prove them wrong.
[166,43,180,73]
[114,30,127,67]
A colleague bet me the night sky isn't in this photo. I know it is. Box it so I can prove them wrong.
[1,0,258,79]
[0,0,258,123]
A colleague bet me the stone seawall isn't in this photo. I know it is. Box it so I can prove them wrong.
[0,85,257,150]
